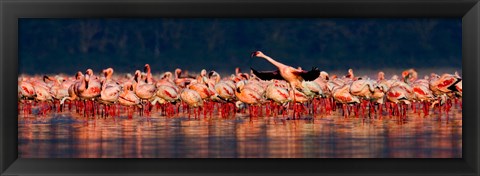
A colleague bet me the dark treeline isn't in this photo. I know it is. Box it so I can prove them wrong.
[19,18,461,75]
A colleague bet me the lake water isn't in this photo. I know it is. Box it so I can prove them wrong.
[18,103,462,158]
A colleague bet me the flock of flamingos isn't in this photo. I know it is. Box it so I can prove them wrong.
[18,51,462,120]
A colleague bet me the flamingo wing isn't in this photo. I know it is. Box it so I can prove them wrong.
[297,67,320,81]
[447,78,462,92]
[250,67,284,81]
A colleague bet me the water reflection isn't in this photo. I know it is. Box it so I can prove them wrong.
[18,108,462,158]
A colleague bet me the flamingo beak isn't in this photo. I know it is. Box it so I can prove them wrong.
[250,51,257,58]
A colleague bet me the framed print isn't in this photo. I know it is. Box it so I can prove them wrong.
[1,0,479,175]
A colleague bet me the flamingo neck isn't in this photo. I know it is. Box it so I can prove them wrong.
[260,55,287,70]
[106,73,112,81]
[174,71,181,80]
[79,77,87,91]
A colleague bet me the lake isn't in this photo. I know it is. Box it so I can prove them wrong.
[18,103,462,158]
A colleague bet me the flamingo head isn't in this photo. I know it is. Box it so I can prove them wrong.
[134,70,141,83]
[200,69,207,77]
[235,80,246,93]
[103,68,113,78]
[408,68,418,80]
[251,51,264,58]
[162,72,173,80]
[208,70,218,78]
[235,67,241,75]
[43,75,53,82]
[123,81,133,91]
[430,73,440,80]
[86,69,94,76]
[377,71,385,80]
[240,73,249,80]
[75,72,83,80]
[402,70,411,80]
[391,75,399,80]
[175,68,182,74]
[144,64,151,73]
[320,71,329,80]
[55,76,65,83]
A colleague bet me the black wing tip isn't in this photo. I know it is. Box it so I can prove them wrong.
[300,67,321,81]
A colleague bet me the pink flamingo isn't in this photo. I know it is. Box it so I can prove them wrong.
[332,84,360,117]
[386,86,411,117]
[133,70,157,116]
[98,68,121,117]
[60,72,83,106]
[235,80,265,118]
[251,51,320,90]
[349,79,376,116]
[265,82,290,117]
[180,88,203,118]
[174,68,195,88]
[118,82,141,118]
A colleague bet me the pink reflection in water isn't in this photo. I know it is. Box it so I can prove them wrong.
[18,107,462,158]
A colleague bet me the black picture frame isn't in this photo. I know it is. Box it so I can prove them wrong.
[1,0,478,175]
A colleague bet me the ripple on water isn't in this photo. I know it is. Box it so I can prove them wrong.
[18,107,462,158]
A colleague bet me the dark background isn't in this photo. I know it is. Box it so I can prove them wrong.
[19,18,462,75]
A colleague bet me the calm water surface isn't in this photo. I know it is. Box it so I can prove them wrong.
[18,106,462,158]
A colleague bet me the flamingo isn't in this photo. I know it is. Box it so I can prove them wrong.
[180,87,203,118]
[386,85,412,117]
[27,80,52,115]
[174,68,195,88]
[97,68,121,117]
[429,73,462,95]
[18,77,36,100]
[265,82,290,105]
[235,80,265,118]
[377,71,385,82]
[189,74,214,100]
[265,82,290,117]
[133,70,157,116]
[331,83,360,117]
[349,79,376,116]
[152,84,180,116]
[78,70,102,117]
[99,68,121,103]
[60,72,83,106]
[43,75,70,112]
[118,82,141,118]
[208,71,237,117]
[46,76,70,101]
[314,71,330,96]
[250,51,320,90]
[156,72,179,92]
[343,68,357,81]
[428,73,461,112]
[301,81,323,98]
[144,64,155,84]
[79,70,102,99]
[60,71,98,117]
[371,82,388,108]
